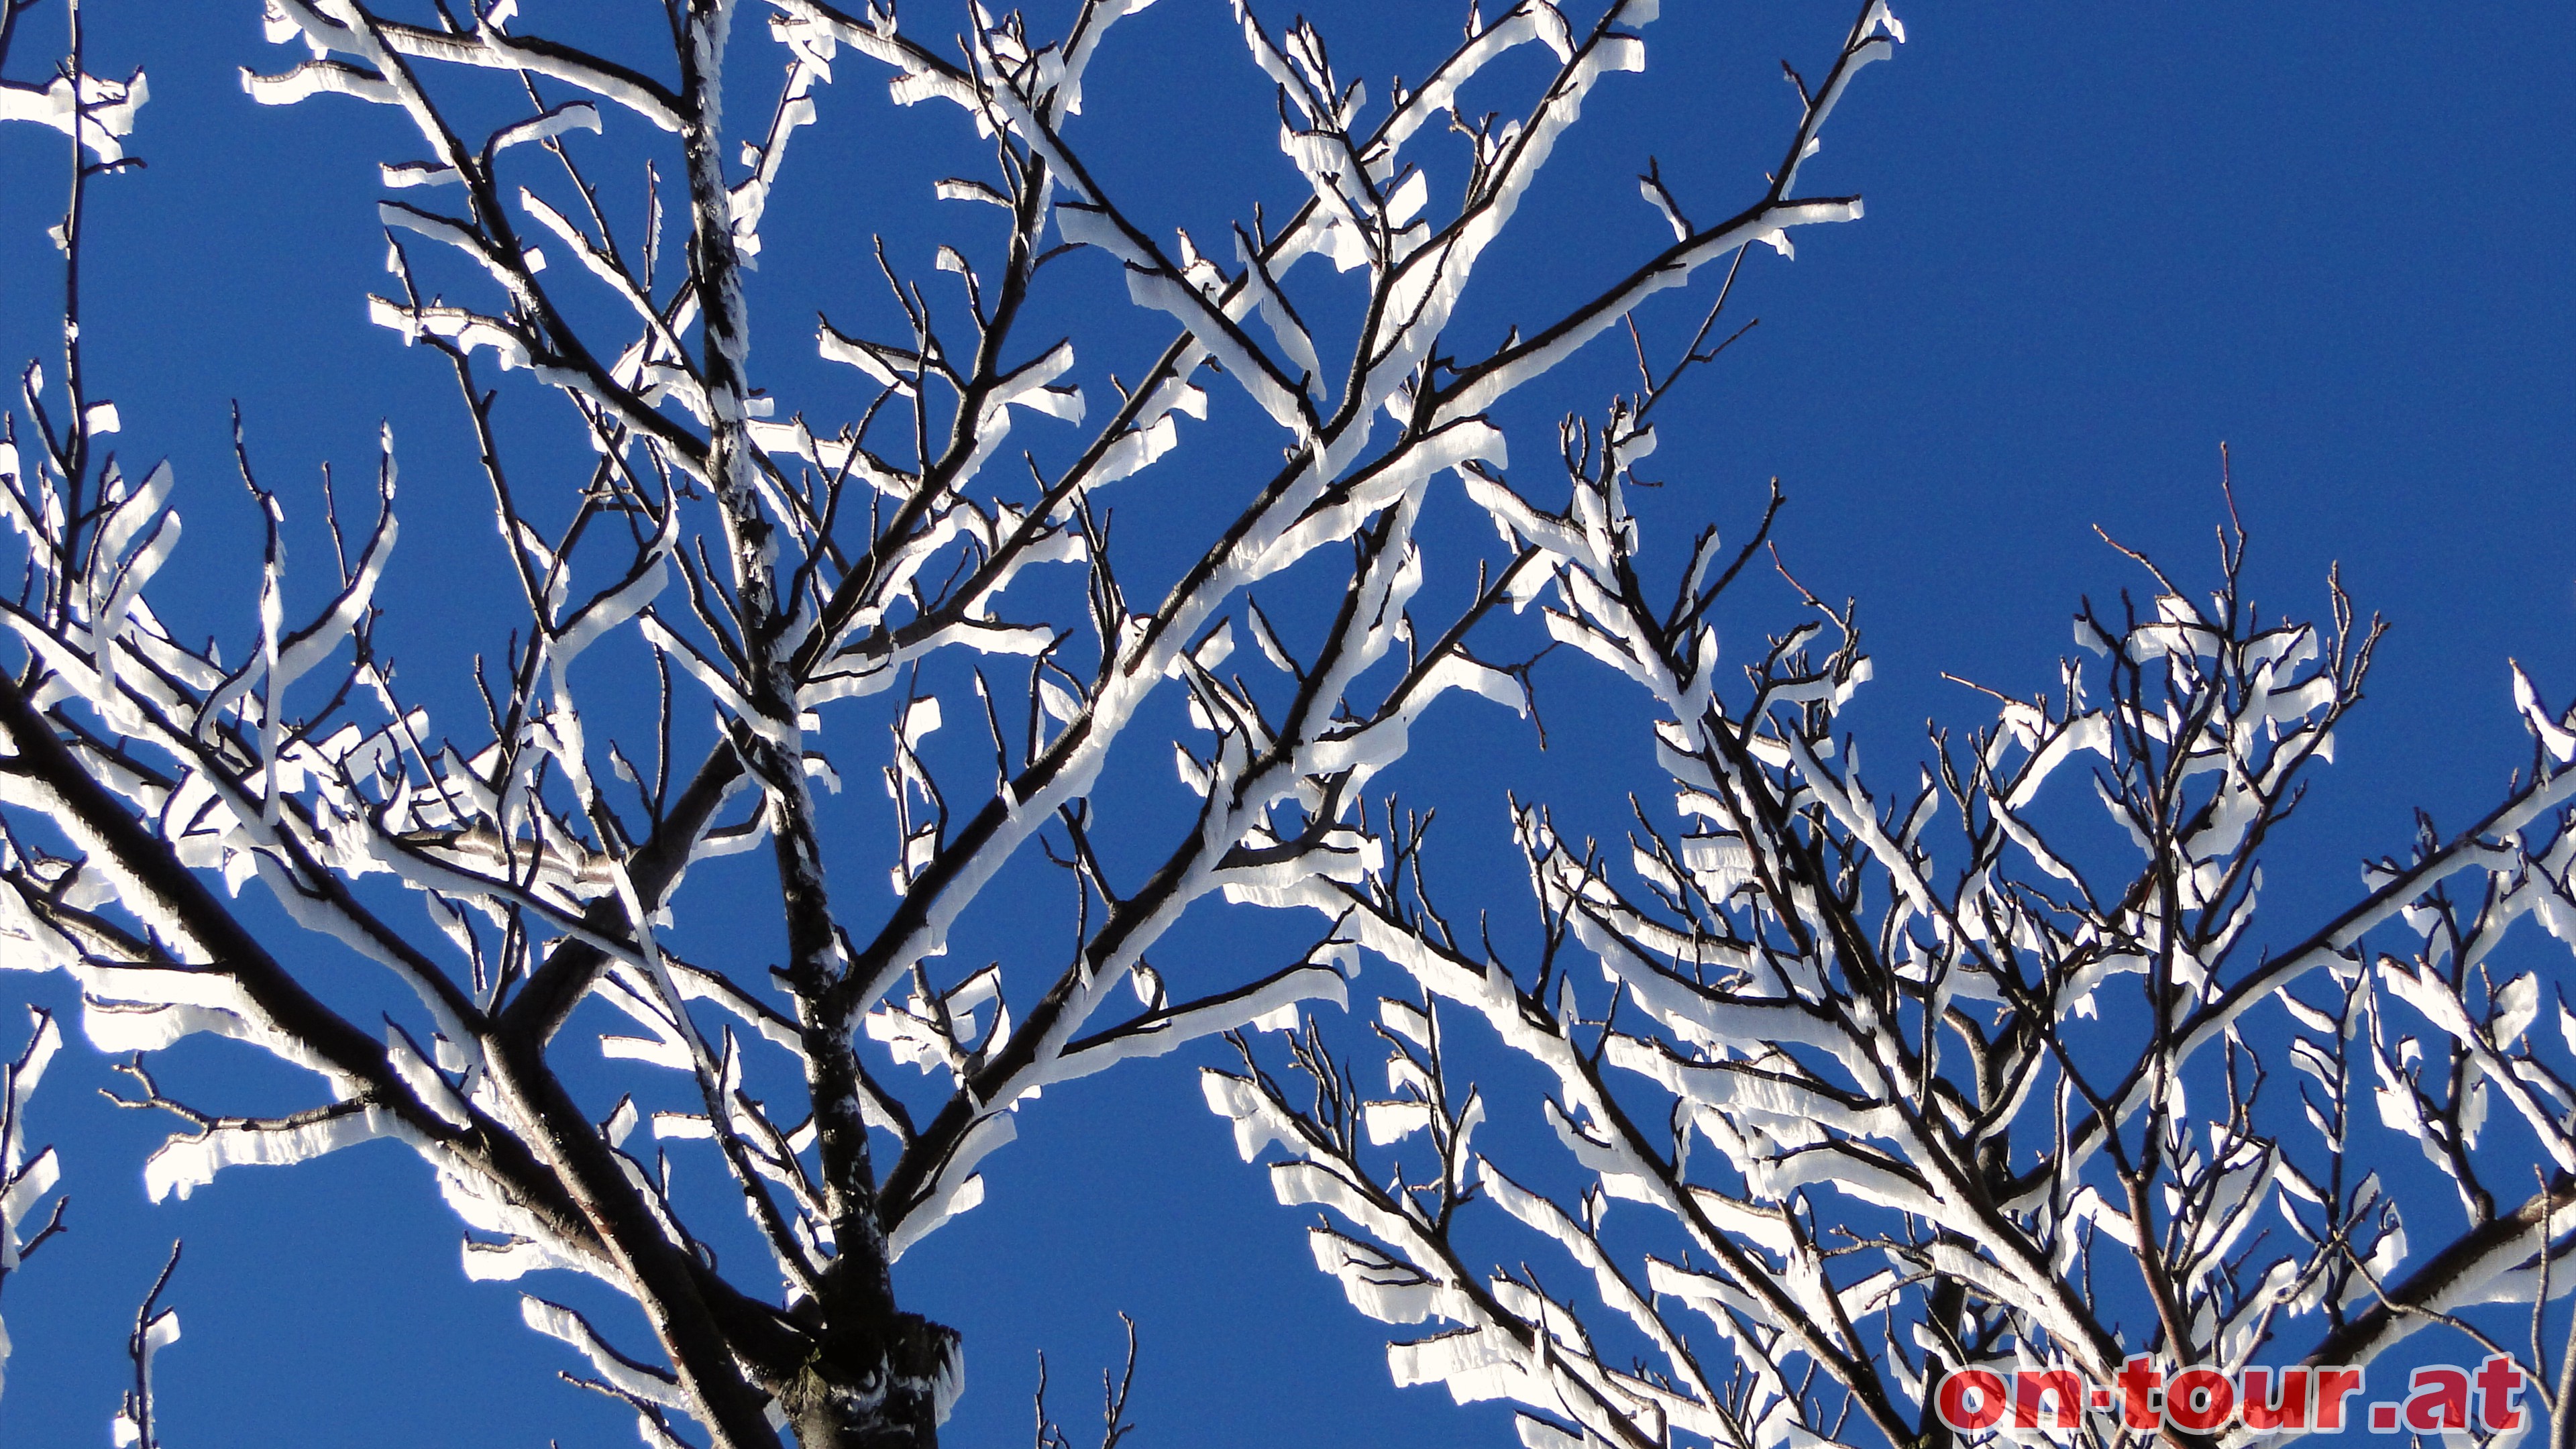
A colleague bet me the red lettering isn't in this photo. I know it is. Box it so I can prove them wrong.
[2476,1355,2527,1432]
[2116,1356,2164,1431]
[2015,1369,2083,1430]
[1937,1371,2006,1432]
[2314,1368,2364,1432]
[2407,1367,2469,1432]
[2168,1367,2235,1433]
[2241,1367,2308,1432]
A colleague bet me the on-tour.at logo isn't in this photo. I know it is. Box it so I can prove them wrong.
[1933,1355,2533,1436]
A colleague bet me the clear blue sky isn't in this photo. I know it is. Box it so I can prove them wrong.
[2,4,2571,1446]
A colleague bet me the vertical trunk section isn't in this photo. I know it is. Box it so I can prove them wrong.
[675,5,953,1442]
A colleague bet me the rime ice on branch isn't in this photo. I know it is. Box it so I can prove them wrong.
[1206,415,2576,1449]
[0,0,1907,1445]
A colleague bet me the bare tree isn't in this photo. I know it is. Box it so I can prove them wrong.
[109,1240,182,1449]
[0,0,136,1419]
[1205,417,2576,1449]
[0,1006,67,1400]
[0,1,1913,1445]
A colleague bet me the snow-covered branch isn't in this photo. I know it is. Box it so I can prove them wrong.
[0,0,1923,1444]
[1205,374,2576,1449]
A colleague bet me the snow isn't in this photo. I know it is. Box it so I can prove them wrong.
[521,1296,688,1409]
[144,1101,416,1203]
[0,65,148,162]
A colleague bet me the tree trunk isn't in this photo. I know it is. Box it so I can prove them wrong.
[779,1311,958,1448]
